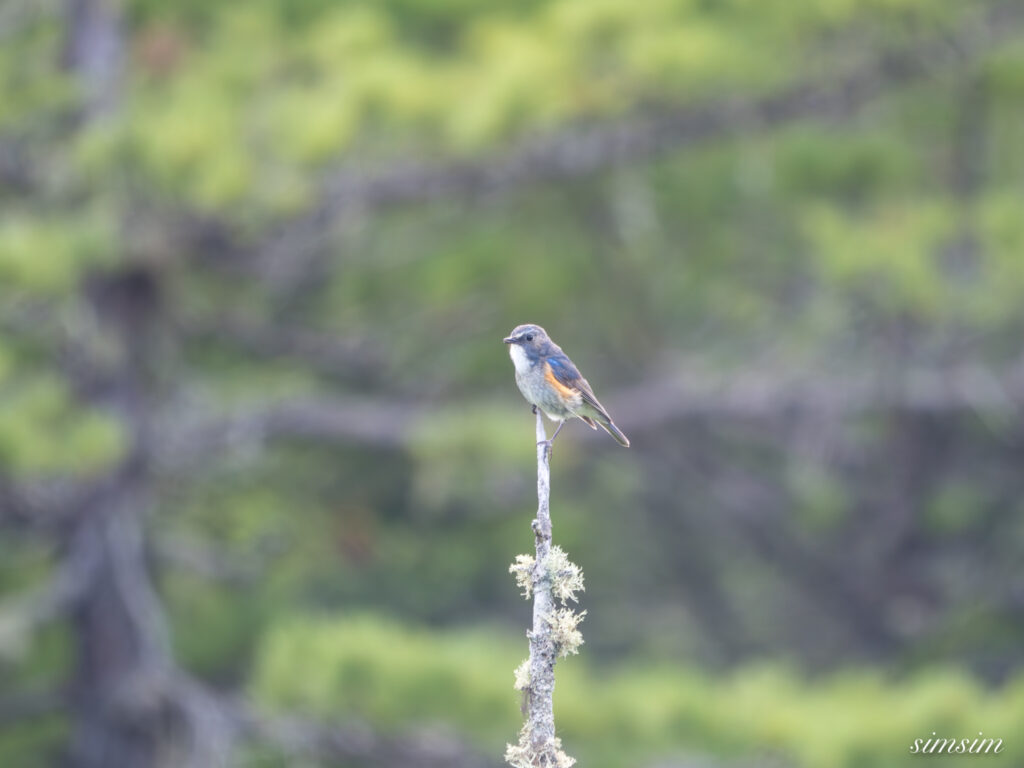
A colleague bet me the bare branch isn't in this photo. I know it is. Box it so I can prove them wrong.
[160,675,237,768]
[157,394,418,470]
[524,413,556,753]
[154,361,1024,470]
[179,315,386,383]
[614,360,1024,429]
[0,520,101,658]
[154,534,265,585]
[506,411,579,767]
[0,477,68,528]
[62,0,123,118]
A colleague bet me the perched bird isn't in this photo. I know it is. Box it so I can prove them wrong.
[503,323,630,447]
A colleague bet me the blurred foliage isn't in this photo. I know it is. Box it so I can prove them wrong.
[252,613,1024,768]
[3,0,1024,764]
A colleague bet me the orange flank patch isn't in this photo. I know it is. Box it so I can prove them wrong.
[544,363,578,400]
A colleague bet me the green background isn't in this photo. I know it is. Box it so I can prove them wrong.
[2,0,1024,765]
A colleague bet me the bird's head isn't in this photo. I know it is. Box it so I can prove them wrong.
[503,324,549,354]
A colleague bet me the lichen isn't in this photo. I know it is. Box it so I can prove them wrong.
[513,658,531,691]
[509,553,536,599]
[505,725,576,768]
[547,545,584,604]
[547,608,586,658]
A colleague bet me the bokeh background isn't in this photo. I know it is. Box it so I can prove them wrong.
[3,0,1024,766]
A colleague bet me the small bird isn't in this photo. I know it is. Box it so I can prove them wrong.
[504,323,630,447]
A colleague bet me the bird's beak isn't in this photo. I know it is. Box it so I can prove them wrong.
[503,336,515,344]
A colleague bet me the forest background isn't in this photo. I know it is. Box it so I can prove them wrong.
[2,0,1024,766]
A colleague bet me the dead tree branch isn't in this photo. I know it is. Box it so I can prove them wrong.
[61,0,123,119]
[154,360,1024,468]
[523,413,557,758]
[153,534,265,585]
[506,411,584,767]
[615,360,1024,427]
[178,315,386,384]
[0,520,101,658]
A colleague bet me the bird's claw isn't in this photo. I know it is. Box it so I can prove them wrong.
[531,405,538,415]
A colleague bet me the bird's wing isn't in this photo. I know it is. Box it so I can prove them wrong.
[545,354,612,421]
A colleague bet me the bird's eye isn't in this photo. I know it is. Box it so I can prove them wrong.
[525,334,534,341]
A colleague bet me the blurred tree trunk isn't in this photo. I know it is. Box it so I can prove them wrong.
[66,268,173,768]
[57,4,180,765]
[62,0,123,118]
[67,490,166,768]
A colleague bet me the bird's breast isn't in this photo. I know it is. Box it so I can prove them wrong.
[513,358,578,419]
[508,343,534,374]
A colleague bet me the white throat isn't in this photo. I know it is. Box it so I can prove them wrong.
[508,343,533,374]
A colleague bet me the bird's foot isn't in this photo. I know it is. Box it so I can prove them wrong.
[536,439,552,452]
[531,405,538,415]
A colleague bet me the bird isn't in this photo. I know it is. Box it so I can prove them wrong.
[503,323,630,447]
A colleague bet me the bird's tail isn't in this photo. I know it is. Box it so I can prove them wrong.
[598,418,630,447]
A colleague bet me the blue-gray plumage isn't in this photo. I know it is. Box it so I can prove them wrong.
[503,323,630,447]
